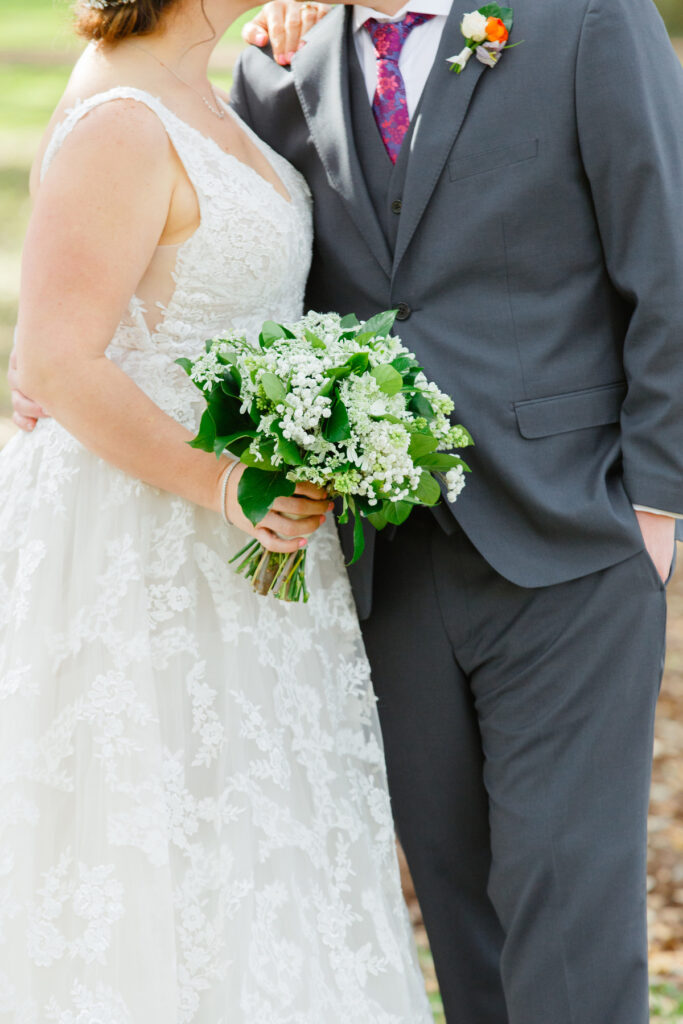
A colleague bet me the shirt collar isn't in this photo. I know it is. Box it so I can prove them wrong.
[353,0,453,32]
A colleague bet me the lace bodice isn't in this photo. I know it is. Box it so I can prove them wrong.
[41,87,313,428]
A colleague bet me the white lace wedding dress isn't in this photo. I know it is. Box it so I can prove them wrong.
[0,88,433,1024]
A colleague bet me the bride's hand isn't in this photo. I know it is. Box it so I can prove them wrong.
[225,462,332,552]
[241,2,332,66]
[8,349,48,433]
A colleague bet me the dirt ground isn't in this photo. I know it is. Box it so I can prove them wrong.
[649,556,683,980]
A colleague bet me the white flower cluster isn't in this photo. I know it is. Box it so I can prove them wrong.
[445,466,467,502]
[200,312,470,508]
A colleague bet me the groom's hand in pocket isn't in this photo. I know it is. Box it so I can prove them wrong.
[635,509,676,584]
[241,1,331,66]
[226,463,332,552]
[8,348,47,433]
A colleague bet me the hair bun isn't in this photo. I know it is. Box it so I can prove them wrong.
[75,0,177,43]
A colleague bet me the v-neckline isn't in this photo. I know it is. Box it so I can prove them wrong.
[55,88,295,209]
[169,97,294,209]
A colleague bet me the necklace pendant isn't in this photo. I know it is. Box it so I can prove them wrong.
[203,96,225,119]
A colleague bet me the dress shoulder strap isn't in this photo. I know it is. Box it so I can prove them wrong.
[40,87,197,184]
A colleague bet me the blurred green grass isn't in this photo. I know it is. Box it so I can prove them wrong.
[0,0,255,51]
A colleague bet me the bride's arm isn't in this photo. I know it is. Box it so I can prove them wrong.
[15,99,329,551]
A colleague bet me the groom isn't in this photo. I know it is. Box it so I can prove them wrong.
[229,4,683,1020]
[12,0,683,1019]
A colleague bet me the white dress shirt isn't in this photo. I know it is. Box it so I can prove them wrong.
[352,0,677,522]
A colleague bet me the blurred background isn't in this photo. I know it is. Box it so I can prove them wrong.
[1,2,682,1019]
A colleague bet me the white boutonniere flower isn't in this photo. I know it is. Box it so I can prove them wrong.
[460,10,488,42]
[447,4,520,74]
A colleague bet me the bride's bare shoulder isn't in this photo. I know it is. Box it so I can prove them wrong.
[30,44,167,195]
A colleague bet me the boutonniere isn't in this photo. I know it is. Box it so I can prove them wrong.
[447,5,520,74]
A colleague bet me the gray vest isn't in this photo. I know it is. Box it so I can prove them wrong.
[348,42,456,535]
[347,33,414,255]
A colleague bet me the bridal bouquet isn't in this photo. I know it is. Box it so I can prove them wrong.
[178,311,472,601]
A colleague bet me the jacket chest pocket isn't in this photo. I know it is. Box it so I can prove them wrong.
[449,138,539,182]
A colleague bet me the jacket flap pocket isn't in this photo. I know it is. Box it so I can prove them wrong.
[514,382,627,439]
[449,138,539,182]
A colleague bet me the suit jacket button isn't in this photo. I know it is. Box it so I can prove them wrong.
[396,303,411,321]
[391,199,402,214]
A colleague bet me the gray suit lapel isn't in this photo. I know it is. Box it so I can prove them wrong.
[393,9,486,274]
[292,9,393,278]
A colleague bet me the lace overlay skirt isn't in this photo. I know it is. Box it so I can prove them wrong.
[0,421,432,1023]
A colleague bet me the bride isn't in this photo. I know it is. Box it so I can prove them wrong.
[0,0,433,1019]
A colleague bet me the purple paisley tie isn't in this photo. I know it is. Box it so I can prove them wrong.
[365,12,435,164]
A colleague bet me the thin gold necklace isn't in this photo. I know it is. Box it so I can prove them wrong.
[134,43,226,120]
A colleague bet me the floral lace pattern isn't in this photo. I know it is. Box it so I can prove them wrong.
[0,89,432,1022]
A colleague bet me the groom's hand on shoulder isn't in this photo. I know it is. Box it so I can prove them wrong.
[8,348,47,433]
[241,1,331,65]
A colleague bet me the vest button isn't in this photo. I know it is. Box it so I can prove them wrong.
[391,199,402,215]
[395,303,412,321]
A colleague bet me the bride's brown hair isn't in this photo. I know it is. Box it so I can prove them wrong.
[75,0,180,42]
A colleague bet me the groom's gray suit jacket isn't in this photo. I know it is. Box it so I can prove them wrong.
[232,0,683,617]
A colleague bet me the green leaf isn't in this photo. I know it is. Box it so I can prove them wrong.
[370,364,403,396]
[415,453,471,472]
[384,500,413,526]
[323,364,352,385]
[391,355,419,375]
[240,451,278,472]
[349,511,366,564]
[239,435,277,472]
[409,393,435,421]
[478,3,513,30]
[304,328,327,350]
[260,372,287,404]
[415,471,442,506]
[354,494,377,516]
[219,366,242,397]
[370,413,404,425]
[318,377,338,399]
[337,494,350,525]
[340,313,360,330]
[366,511,389,531]
[362,309,398,339]
[272,421,304,466]
[323,397,352,442]
[187,408,217,453]
[237,468,296,526]
[222,435,253,459]
[207,390,256,438]
[175,357,193,376]
[408,432,439,460]
[213,429,257,459]
[347,352,370,375]
[259,320,288,348]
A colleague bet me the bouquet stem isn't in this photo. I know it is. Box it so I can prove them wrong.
[230,540,309,602]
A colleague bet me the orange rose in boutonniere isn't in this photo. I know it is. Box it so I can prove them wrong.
[485,16,509,43]
[447,5,521,75]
